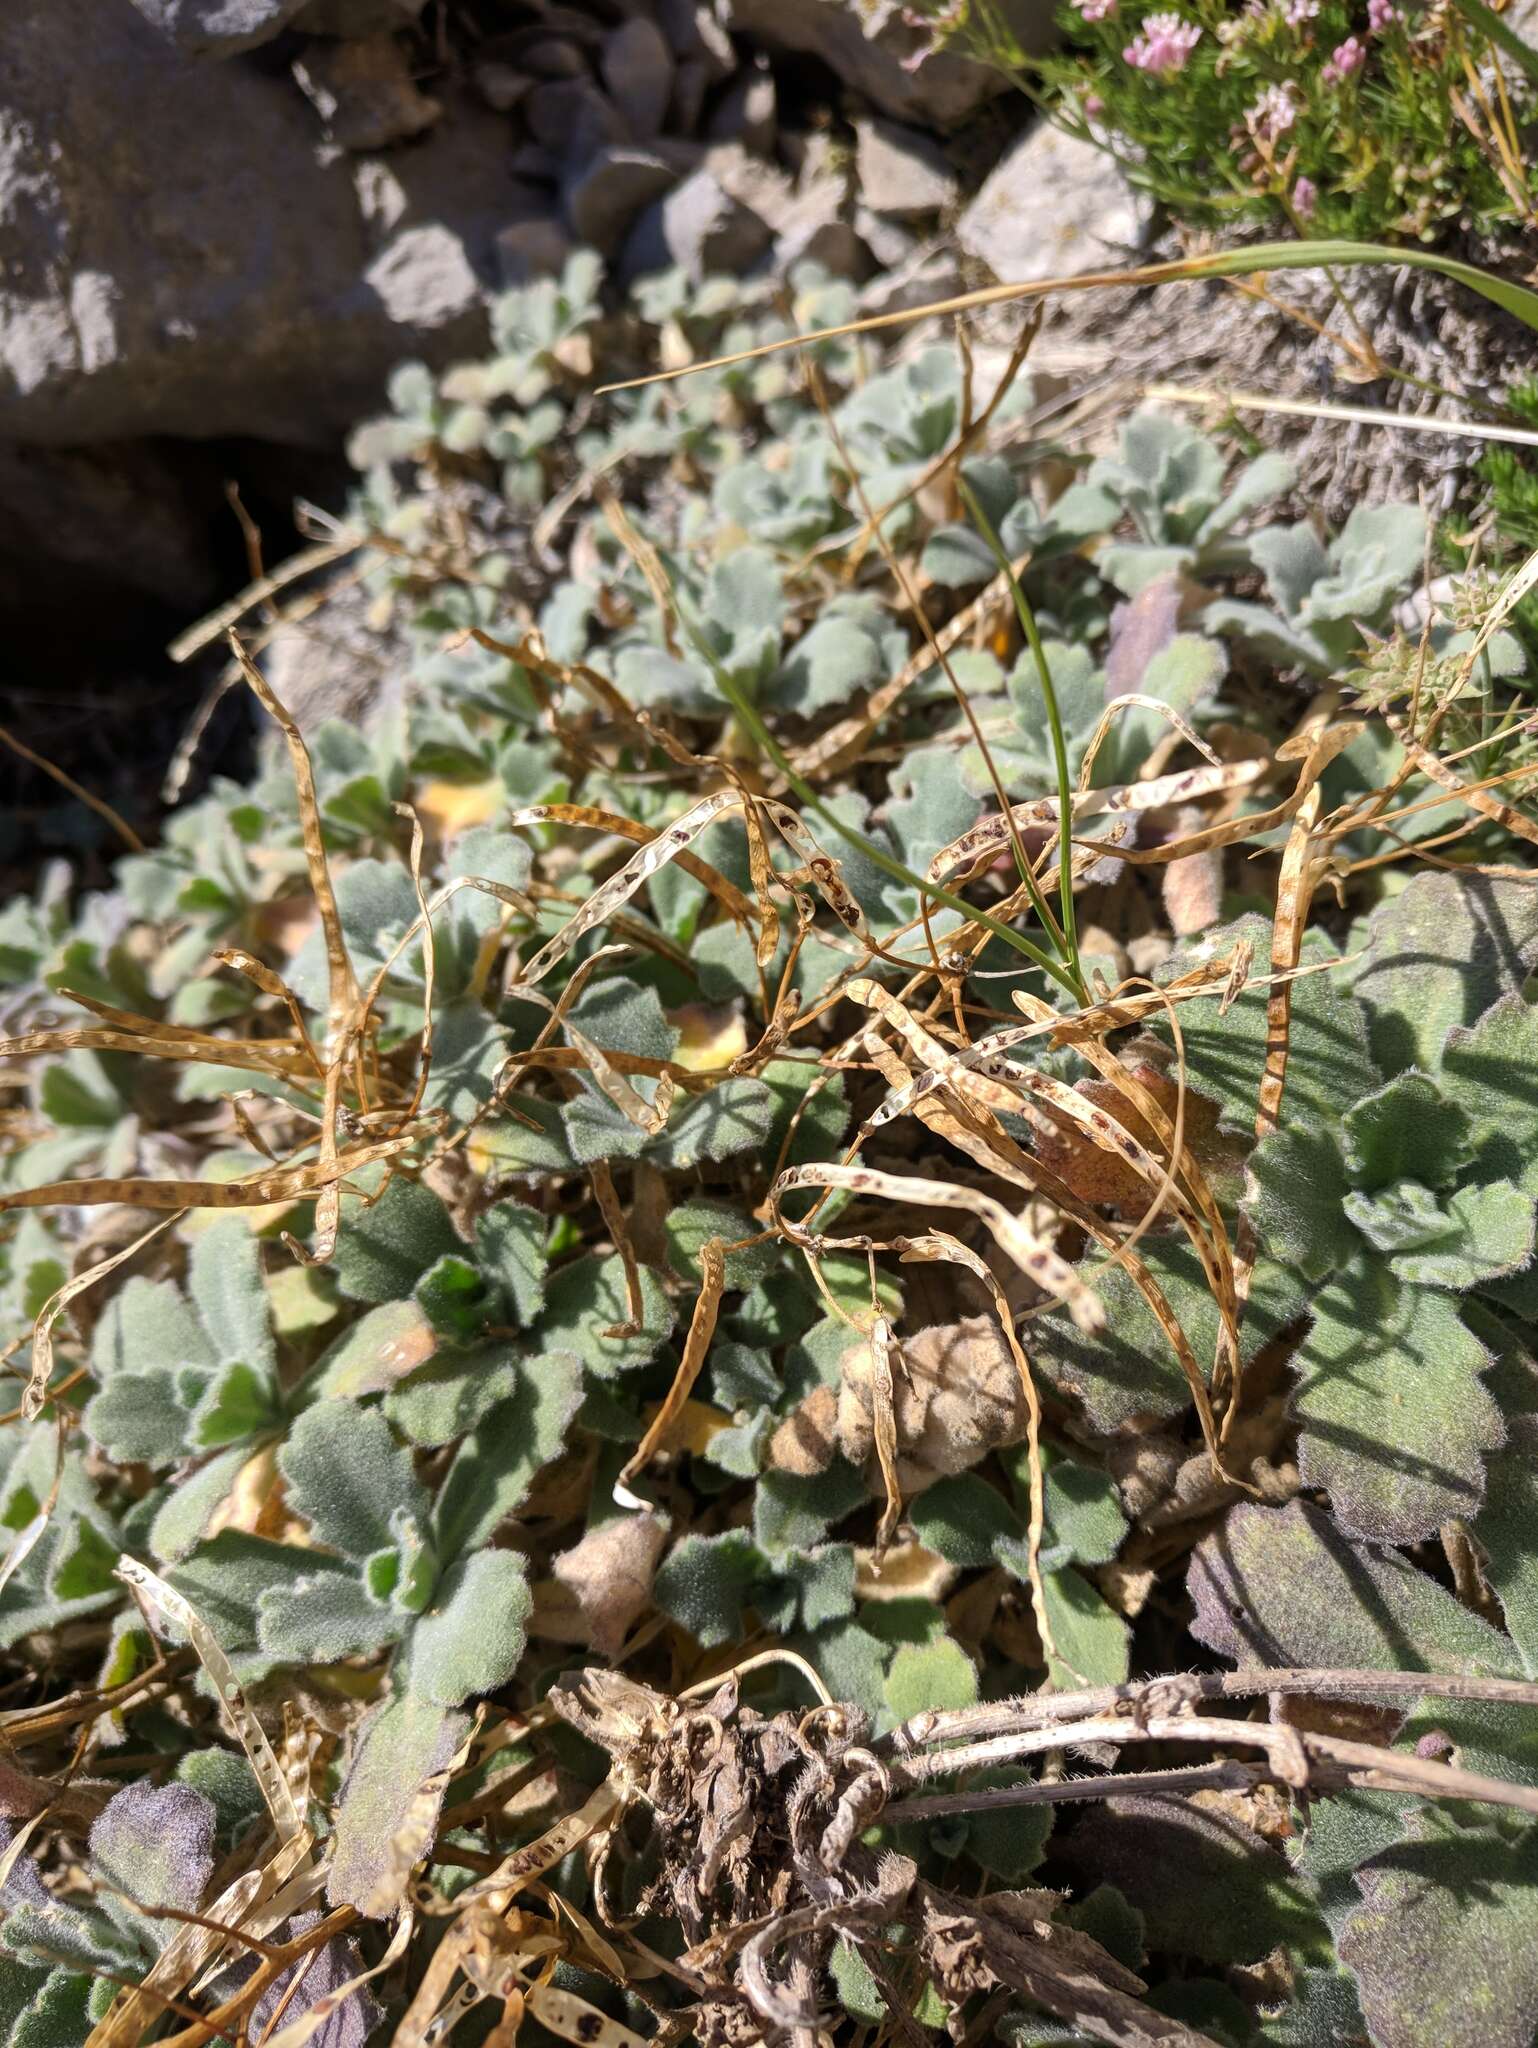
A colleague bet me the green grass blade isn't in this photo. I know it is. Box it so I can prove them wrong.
[682,634,1083,997]
[1191,240,1538,333]
[957,479,1084,1000]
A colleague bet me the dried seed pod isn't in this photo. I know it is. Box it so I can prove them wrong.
[835,1316,1030,1493]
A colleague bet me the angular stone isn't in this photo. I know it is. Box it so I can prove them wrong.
[717,0,1056,125]
[705,139,796,230]
[854,115,957,220]
[705,54,776,154]
[565,148,678,258]
[669,56,709,133]
[472,61,533,113]
[601,17,674,137]
[515,35,589,79]
[495,217,573,286]
[621,165,772,282]
[852,201,917,270]
[292,34,442,153]
[657,0,736,74]
[857,241,965,318]
[775,216,873,280]
[956,121,1150,285]
[122,0,308,58]
[523,78,627,166]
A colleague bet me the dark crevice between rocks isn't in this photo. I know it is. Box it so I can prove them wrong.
[0,432,352,880]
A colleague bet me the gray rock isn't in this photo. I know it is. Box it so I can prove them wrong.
[601,17,674,137]
[0,440,226,618]
[775,216,873,280]
[0,0,517,447]
[714,137,865,274]
[956,121,1150,286]
[851,201,916,269]
[715,0,1056,125]
[657,0,736,74]
[854,115,957,220]
[622,164,772,282]
[516,35,590,79]
[495,217,574,286]
[472,61,533,112]
[669,57,709,133]
[857,241,965,318]
[523,78,627,166]
[121,0,308,58]
[260,579,406,734]
[565,147,678,258]
[705,139,796,230]
[509,141,559,181]
[291,0,425,33]
[705,54,775,153]
[292,34,442,152]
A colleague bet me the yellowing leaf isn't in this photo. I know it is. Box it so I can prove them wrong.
[637,1397,733,1455]
[415,778,506,841]
[670,1004,748,1073]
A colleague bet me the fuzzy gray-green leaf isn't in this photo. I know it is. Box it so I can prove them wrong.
[1243,1119,1352,1282]
[328,1693,470,1914]
[1353,873,1538,1078]
[1339,1809,1538,2048]
[405,1547,531,1706]
[1293,1257,1501,1543]
[279,1402,428,1562]
[1340,1072,1473,1192]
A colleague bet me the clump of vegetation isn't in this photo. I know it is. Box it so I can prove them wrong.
[4,250,1538,2048]
[926,0,1538,242]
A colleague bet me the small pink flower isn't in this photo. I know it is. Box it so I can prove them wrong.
[1284,0,1319,23]
[1367,0,1398,25]
[1247,80,1300,142]
[1322,33,1366,81]
[1123,10,1203,73]
[1074,0,1117,19]
[1084,90,1106,115]
[1292,173,1318,218]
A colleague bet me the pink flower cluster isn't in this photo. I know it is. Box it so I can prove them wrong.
[1123,10,1203,73]
[1073,0,1117,19]
[1247,80,1300,143]
[1322,33,1366,81]
[1367,0,1400,25]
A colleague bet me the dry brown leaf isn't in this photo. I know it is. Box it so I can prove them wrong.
[539,1512,668,1659]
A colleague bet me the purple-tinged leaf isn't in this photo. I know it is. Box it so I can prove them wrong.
[1060,1796,1324,1965]
[1190,1501,1513,1678]
[1339,1810,1538,2048]
[328,1693,468,1915]
[88,1782,215,1919]
[251,1913,380,2048]
[1189,1501,1536,1778]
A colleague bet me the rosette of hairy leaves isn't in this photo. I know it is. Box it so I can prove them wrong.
[1242,882,1538,1544]
[83,1222,285,1564]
